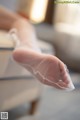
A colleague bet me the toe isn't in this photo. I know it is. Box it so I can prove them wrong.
[58,61,75,90]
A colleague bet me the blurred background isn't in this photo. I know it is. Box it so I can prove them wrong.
[0,0,80,120]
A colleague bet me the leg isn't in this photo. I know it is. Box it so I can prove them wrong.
[29,99,40,115]
[0,6,20,30]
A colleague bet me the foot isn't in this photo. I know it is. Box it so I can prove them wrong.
[12,46,75,91]
[9,20,75,91]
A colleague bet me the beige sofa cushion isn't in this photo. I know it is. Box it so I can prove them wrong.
[54,23,80,70]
